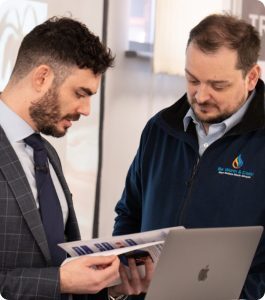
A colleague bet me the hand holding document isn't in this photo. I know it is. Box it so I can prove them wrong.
[59,226,184,286]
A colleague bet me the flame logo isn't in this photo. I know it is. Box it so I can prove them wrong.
[232,154,244,169]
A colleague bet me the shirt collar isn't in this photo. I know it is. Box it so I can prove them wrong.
[183,90,255,133]
[0,100,34,143]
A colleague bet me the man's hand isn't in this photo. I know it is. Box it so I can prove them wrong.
[60,255,120,294]
[108,256,154,297]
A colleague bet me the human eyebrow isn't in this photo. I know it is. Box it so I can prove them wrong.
[208,80,232,91]
[207,80,230,85]
[185,69,198,80]
[185,69,230,86]
[77,87,95,96]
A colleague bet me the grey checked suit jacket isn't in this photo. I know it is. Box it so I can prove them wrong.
[0,126,83,300]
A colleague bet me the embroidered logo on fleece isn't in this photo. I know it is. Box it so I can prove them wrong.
[217,154,254,179]
[232,154,244,169]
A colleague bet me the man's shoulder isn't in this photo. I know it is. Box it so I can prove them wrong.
[145,94,189,134]
[137,95,190,151]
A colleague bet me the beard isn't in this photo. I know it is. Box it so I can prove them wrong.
[190,105,233,124]
[29,85,79,137]
[188,96,246,125]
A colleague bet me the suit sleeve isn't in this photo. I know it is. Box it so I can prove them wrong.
[0,267,60,299]
[1,270,112,300]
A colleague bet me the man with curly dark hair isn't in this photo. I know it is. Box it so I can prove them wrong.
[0,16,119,299]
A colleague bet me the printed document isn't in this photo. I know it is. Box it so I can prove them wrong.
[59,226,184,286]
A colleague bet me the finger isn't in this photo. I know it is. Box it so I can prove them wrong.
[144,256,155,281]
[128,258,141,281]
[82,255,118,266]
[119,263,133,293]
[119,263,129,281]
[96,256,120,282]
[127,258,142,294]
[103,256,121,269]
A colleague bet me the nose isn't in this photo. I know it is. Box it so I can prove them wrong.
[195,84,210,104]
[77,97,90,116]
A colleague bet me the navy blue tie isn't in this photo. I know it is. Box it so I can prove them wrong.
[24,133,66,266]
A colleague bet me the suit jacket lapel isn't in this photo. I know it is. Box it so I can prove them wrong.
[44,140,81,242]
[0,127,52,264]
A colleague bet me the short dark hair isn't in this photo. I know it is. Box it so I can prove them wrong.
[11,16,114,80]
[187,13,261,76]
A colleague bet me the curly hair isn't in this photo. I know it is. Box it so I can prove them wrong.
[187,14,260,76]
[11,16,114,81]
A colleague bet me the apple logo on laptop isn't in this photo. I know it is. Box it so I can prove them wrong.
[198,265,209,281]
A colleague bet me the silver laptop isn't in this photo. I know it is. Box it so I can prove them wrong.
[145,226,263,300]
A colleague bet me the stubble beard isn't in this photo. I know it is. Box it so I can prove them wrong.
[29,86,66,138]
[189,96,246,125]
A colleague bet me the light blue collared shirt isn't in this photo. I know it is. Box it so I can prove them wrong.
[183,90,255,156]
[0,99,68,225]
[0,100,34,142]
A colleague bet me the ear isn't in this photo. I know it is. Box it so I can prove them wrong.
[246,64,261,91]
[31,65,54,92]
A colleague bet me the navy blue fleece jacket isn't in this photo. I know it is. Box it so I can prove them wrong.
[114,79,265,300]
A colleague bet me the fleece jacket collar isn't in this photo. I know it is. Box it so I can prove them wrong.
[159,78,265,136]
